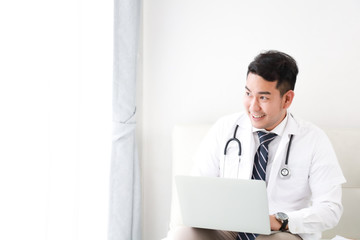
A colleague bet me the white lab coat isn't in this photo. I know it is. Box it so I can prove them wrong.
[192,112,346,240]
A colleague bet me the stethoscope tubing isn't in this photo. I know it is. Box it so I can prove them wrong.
[284,134,294,165]
[223,125,241,156]
[223,125,242,177]
[223,124,293,178]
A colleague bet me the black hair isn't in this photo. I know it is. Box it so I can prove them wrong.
[247,50,298,96]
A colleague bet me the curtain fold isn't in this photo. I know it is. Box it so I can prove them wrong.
[109,0,141,239]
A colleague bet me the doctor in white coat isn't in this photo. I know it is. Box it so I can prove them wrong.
[172,51,346,240]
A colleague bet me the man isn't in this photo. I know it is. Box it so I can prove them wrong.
[172,50,346,240]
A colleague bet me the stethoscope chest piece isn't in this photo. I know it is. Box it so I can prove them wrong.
[279,167,291,179]
[278,134,294,179]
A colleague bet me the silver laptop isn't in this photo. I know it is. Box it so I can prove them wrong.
[175,175,271,235]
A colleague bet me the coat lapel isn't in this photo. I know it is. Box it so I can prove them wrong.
[267,114,299,193]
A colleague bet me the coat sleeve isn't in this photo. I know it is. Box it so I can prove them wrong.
[191,114,242,177]
[287,128,346,234]
[287,185,343,233]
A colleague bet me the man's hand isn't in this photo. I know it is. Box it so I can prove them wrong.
[270,214,282,231]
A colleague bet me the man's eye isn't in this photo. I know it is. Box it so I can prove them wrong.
[260,96,268,100]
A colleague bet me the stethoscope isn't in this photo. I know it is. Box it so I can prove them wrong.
[223,124,294,179]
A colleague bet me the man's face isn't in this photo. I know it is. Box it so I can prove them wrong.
[243,73,293,131]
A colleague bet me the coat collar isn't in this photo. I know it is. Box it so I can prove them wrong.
[233,112,300,180]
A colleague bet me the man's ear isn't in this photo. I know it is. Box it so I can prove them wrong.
[283,90,295,109]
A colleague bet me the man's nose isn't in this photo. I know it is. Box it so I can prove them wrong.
[249,98,261,112]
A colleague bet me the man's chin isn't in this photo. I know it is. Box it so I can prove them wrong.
[250,118,266,129]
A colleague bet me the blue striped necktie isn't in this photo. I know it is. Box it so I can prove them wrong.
[237,131,277,240]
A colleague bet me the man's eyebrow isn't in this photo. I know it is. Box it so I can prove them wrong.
[245,86,271,95]
[258,91,271,95]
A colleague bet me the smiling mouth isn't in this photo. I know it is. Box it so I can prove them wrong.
[251,114,265,119]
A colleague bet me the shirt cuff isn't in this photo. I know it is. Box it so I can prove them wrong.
[287,210,306,233]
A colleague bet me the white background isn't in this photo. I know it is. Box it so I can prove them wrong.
[0,0,112,239]
[142,1,360,240]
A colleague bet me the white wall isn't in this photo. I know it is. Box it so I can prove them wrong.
[142,1,360,240]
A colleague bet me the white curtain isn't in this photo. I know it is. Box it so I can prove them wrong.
[108,0,141,240]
